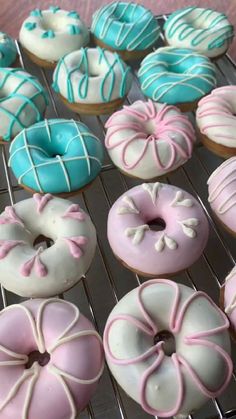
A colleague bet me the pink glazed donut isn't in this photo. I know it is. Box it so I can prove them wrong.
[223,265,236,334]
[0,298,104,419]
[107,182,209,276]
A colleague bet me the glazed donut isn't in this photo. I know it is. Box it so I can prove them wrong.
[0,68,47,143]
[0,194,96,297]
[138,47,216,111]
[19,6,89,68]
[0,32,17,67]
[104,279,232,417]
[9,119,104,195]
[0,298,104,418]
[91,1,160,60]
[52,47,133,115]
[105,100,196,179]
[208,157,236,235]
[196,86,236,158]
[107,183,209,276]
[164,7,234,58]
[223,266,236,335]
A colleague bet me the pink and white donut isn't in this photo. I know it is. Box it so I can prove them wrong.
[223,265,236,334]
[0,298,104,419]
[107,182,209,276]
[105,100,196,179]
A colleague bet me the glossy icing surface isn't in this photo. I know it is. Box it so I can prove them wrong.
[91,1,160,51]
[208,157,236,233]
[224,265,236,331]
[0,195,97,297]
[138,47,216,104]
[0,32,17,67]
[107,183,209,276]
[104,279,232,417]
[164,7,234,58]
[0,68,47,142]
[9,119,104,193]
[52,47,132,104]
[0,298,104,418]
[196,86,236,147]
[105,100,195,179]
[19,7,89,62]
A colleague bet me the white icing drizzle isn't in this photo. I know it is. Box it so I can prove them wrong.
[48,368,77,419]
[142,182,161,205]
[117,196,139,215]
[155,233,178,252]
[125,224,149,244]
[0,344,28,366]
[224,266,236,315]
[208,160,236,214]
[170,190,193,207]
[178,218,199,238]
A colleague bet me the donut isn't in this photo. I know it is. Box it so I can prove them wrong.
[196,86,236,158]
[8,119,104,195]
[0,68,47,143]
[0,298,104,418]
[138,47,217,112]
[52,47,133,115]
[0,32,17,67]
[207,157,236,236]
[164,7,234,59]
[0,194,96,297]
[104,279,232,417]
[19,6,89,68]
[91,2,160,60]
[105,99,196,179]
[107,182,209,276]
[222,266,236,337]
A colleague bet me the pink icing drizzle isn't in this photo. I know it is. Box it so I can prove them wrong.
[103,279,233,417]
[63,236,88,259]
[62,204,85,221]
[0,240,25,259]
[33,193,53,213]
[0,206,24,227]
[105,100,195,170]
[20,247,47,277]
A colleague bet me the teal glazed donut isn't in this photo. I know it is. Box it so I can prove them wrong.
[9,119,104,194]
[0,32,17,67]
[138,47,216,108]
[91,2,160,57]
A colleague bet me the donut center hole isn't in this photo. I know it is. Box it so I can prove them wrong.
[144,120,158,137]
[148,218,166,231]
[78,63,100,77]
[40,16,68,32]
[26,350,50,368]
[33,235,53,249]
[154,330,176,356]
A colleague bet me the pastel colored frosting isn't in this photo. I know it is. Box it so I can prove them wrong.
[164,7,234,58]
[196,86,236,147]
[91,1,160,51]
[0,194,97,297]
[208,157,236,234]
[138,47,217,104]
[0,298,104,418]
[107,182,209,276]
[224,265,236,332]
[0,32,17,67]
[9,119,104,194]
[0,68,47,142]
[19,6,89,62]
[105,100,196,179]
[52,47,132,104]
[104,279,232,418]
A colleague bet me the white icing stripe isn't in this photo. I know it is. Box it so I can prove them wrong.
[56,155,71,192]
[74,120,91,176]
[23,129,43,193]
[49,368,77,419]
[0,344,28,366]
[45,119,51,143]
[49,360,104,384]
[207,157,236,184]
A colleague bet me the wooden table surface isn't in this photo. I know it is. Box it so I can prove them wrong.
[0,0,236,60]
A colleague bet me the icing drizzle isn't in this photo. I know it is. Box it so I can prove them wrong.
[0,240,25,259]
[117,196,139,215]
[125,225,149,245]
[62,204,86,221]
[142,182,161,205]
[63,236,88,259]
[33,193,53,213]
[20,247,48,277]
[0,206,24,227]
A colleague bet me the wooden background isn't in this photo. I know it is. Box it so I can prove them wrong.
[1,0,235,60]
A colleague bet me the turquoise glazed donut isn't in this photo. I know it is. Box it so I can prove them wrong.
[0,32,17,67]
[91,2,160,58]
[9,119,104,194]
[138,47,216,108]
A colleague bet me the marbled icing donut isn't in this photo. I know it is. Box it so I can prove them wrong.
[107,183,209,276]
[104,279,232,418]
[0,298,104,418]
[164,7,234,58]
[223,265,236,333]
[138,47,216,109]
[0,32,17,67]
[105,100,196,179]
[0,68,47,143]
[9,119,104,194]
[208,157,236,235]
[0,194,96,297]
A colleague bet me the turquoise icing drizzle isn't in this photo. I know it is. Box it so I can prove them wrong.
[138,47,216,104]
[25,22,36,31]
[91,1,160,51]
[9,119,104,193]
[49,6,60,13]
[52,47,131,103]
[41,30,55,39]
[0,32,17,67]
[67,24,81,35]
[67,11,80,19]
[30,9,42,17]
[0,68,48,141]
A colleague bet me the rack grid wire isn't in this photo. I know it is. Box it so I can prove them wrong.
[0,15,236,419]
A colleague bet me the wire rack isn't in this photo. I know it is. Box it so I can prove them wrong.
[1,14,236,419]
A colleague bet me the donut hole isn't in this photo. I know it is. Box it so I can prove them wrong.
[26,350,50,368]
[79,63,101,78]
[40,16,68,32]
[154,330,176,356]
[112,6,134,24]
[34,235,53,249]
[148,217,166,231]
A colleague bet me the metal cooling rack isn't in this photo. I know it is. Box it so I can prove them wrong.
[0,15,236,419]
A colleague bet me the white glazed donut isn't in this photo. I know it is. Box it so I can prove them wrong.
[104,279,232,418]
[0,194,96,297]
[19,6,89,64]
